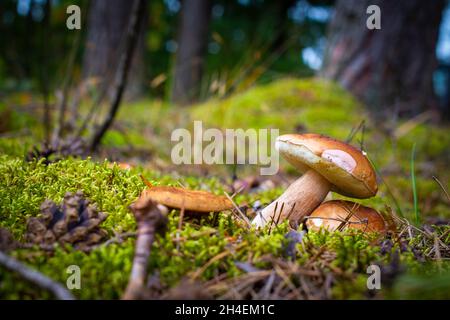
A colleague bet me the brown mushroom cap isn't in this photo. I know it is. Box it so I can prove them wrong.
[276,133,377,198]
[306,200,387,233]
[140,186,233,213]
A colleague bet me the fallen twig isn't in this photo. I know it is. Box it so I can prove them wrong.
[0,251,75,300]
[122,195,167,300]
[224,191,251,227]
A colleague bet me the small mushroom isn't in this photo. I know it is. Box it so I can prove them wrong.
[252,133,377,228]
[140,186,233,214]
[306,200,388,233]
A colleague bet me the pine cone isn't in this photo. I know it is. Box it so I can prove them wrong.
[25,191,108,251]
[26,139,85,164]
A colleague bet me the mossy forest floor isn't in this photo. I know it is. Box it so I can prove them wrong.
[0,78,449,299]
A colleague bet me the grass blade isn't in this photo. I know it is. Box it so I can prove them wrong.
[411,143,420,225]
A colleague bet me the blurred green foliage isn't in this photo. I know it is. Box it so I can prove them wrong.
[0,0,332,99]
[0,77,449,299]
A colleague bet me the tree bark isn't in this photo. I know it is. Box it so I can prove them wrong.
[82,0,147,100]
[89,0,147,152]
[320,0,445,118]
[171,0,212,105]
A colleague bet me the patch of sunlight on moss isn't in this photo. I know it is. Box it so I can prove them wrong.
[190,77,363,132]
[103,129,148,148]
[115,99,172,132]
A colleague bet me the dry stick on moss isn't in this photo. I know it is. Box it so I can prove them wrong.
[268,202,279,234]
[274,264,298,295]
[230,185,245,199]
[191,242,247,281]
[260,271,276,299]
[122,197,167,300]
[224,192,251,227]
[433,235,442,269]
[0,251,74,300]
[191,251,231,281]
[269,202,285,234]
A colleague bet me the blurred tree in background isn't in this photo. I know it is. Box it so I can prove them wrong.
[0,0,449,119]
[0,0,334,100]
[321,0,446,118]
[82,0,147,99]
[171,0,211,105]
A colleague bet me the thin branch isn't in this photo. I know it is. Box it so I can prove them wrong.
[89,0,146,151]
[0,251,75,300]
[224,191,251,227]
[268,202,279,234]
[433,175,450,204]
[52,30,82,146]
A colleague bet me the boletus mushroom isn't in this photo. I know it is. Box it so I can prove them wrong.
[252,133,377,228]
[140,186,233,214]
[306,200,388,233]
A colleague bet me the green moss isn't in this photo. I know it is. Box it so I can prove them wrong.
[298,229,382,272]
[0,156,140,237]
[1,77,449,299]
[191,78,362,133]
[389,267,450,299]
[0,155,239,239]
[0,155,291,298]
[1,243,134,299]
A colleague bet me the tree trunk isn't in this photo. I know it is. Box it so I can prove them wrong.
[82,0,147,100]
[171,0,212,105]
[320,0,445,118]
[89,0,147,152]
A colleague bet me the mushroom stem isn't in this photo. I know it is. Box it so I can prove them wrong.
[252,170,331,228]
